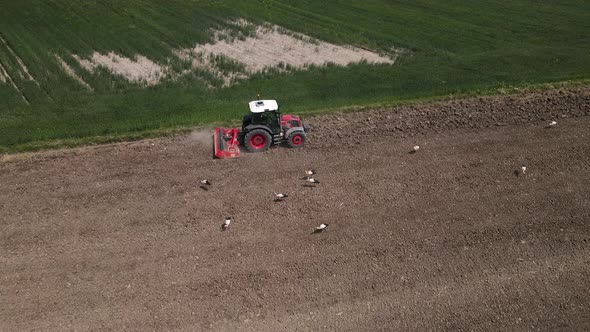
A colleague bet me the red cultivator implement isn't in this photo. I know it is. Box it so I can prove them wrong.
[213,100,310,159]
[214,127,241,159]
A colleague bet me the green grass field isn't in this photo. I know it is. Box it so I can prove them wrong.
[1,0,589,152]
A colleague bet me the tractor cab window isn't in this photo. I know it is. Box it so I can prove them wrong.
[252,111,280,133]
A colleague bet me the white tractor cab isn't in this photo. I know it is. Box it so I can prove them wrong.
[239,100,310,152]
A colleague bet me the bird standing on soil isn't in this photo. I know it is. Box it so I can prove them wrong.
[302,169,317,179]
[521,165,527,174]
[199,179,212,191]
[221,217,232,231]
[274,193,288,201]
[546,120,557,128]
[306,177,320,184]
[314,223,329,233]
[410,145,420,153]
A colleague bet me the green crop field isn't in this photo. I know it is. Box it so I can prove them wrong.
[1,0,589,152]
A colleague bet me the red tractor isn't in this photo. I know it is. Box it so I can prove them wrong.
[214,100,310,159]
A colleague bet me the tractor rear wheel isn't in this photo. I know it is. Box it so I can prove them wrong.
[286,131,306,148]
[244,129,272,153]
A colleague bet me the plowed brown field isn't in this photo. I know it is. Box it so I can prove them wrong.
[1,87,590,331]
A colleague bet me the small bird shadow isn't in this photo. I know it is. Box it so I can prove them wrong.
[273,198,285,202]
[312,229,326,234]
[513,170,525,177]
[408,150,417,154]
[301,184,316,188]
[199,185,209,191]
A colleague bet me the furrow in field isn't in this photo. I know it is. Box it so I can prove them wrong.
[0,35,40,87]
[0,60,29,104]
[54,54,94,92]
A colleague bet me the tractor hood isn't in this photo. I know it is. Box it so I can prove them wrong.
[281,114,311,133]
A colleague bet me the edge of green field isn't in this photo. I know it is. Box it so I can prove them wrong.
[2,1,589,154]
[2,79,587,155]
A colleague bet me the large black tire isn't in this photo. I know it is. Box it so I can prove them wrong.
[286,131,306,148]
[244,129,272,153]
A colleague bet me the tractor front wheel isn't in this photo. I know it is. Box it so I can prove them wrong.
[244,129,272,153]
[286,131,306,148]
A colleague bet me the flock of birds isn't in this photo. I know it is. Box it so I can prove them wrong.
[200,169,328,233]
[202,120,560,233]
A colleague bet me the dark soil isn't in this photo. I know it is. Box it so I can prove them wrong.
[1,87,589,331]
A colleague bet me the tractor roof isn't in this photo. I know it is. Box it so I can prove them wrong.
[249,100,279,113]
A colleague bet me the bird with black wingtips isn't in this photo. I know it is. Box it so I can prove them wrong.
[313,223,328,233]
[274,192,288,201]
[302,169,316,179]
[199,179,212,191]
[221,216,232,231]
[306,177,320,184]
